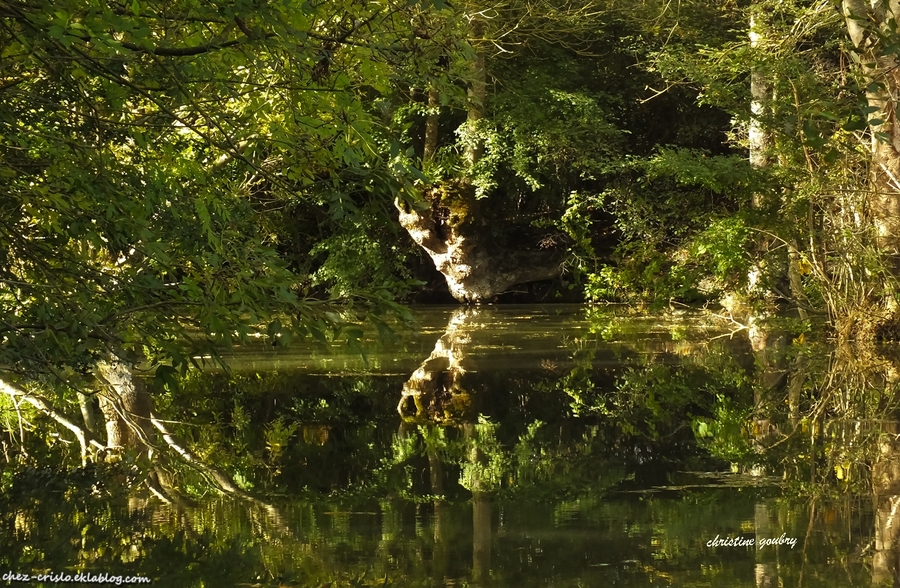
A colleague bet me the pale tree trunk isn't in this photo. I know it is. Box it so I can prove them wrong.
[749,15,772,175]
[748,12,808,318]
[872,424,900,585]
[77,392,97,435]
[747,11,774,302]
[395,16,562,302]
[96,356,154,456]
[844,0,900,279]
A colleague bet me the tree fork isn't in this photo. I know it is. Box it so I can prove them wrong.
[395,15,563,302]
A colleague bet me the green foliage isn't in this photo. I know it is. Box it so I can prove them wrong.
[307,211,423,300]
[689,216,753,291]
[485,51,628,195]
[692,395,754,464]
[581,149,757,302]
[459,417,508,493]
[0,0,452,385]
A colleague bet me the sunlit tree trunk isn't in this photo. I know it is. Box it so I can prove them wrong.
[872,424,900,585]
[843,1,900,299]
[77,392,97,435]
[747,11,774,305]
[96,356,154,456]
[749,15,772,176]
[748,11,808,318]
[395,14,562,302]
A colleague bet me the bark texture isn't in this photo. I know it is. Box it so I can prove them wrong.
[97,357,154,455]
[397,190,563,301]
[396,15,563,302]
[747,12,808,317]
[844,0,900,263]
[873,424,900,585]
[749,15,772,174]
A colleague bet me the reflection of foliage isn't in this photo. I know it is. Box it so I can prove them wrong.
[459,418,508,493]
[2,314,896,587]
[693,394,753,463]
[560,355,752,444]
[509,421,625,501]
[264,416,298,463]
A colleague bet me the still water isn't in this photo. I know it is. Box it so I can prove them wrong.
[0,305,894,586]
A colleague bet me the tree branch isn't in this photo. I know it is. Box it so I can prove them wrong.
[0,377,105,465]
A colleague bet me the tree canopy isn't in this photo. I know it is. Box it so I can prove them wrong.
[6,0,900,459]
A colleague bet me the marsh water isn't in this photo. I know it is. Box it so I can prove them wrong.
[2,305,898,587]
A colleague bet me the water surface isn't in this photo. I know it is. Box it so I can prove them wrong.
[0,305,891,586]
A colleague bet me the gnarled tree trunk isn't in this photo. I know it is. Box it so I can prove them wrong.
[396,194,564,302]
[97,356,155,456]
[396,16,563,302]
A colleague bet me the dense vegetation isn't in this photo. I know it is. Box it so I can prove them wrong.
[6,0,900,387]
[1,306,894,586]
[11,2,900,585]
[4,0,900,378]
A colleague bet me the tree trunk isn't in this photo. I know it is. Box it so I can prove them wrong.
[96,356,154,456]
[749,15,772,176]
[843,1,900,277]
[395,16,563,302]
[424,87,440,163]
[746,11,775,303]
[396,195,564,301]
[873,424,900,585]
[748,11,808,318]
[77,392,97,435]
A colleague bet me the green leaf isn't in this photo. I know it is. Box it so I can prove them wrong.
[154,365,179,390]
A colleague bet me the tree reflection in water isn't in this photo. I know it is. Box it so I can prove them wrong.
[4,306,900,586]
